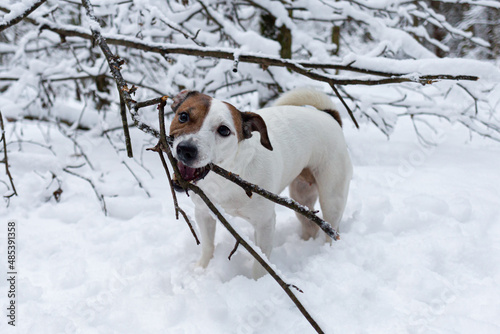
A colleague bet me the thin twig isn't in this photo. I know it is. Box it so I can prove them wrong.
[13,114,91,131]
[0,2,484,85]
[101,123,135,135]
[0,111,18,198]
[121,161,151,197]
[457,83,479,116]
[329,83,359,129]
[56,122,95,170]
[153,144,200,245]
[135,97,167,110]
[103,132,151,198]
[228,241,240,260]
[119,90,133,157]
[153,97,199,244]
[63,168,107,215]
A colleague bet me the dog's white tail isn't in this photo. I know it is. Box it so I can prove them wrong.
[273,88,342,126]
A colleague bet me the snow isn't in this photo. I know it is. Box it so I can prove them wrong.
[1,0,500,332]
[340,53,500,81]
[1,113,500,333]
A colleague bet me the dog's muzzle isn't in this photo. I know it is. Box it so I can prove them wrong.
[172,140,210,191]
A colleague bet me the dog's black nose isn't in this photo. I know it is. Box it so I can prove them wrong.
[176,141,198,164]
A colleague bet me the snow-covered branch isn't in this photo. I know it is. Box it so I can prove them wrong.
[0,0,47,33]
[35,20,482,85]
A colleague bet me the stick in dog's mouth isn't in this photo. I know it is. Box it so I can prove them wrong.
[172,161,210,191]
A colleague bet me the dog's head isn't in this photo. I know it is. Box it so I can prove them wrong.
[169,90,273,183]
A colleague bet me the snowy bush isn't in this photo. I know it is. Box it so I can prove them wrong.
[1,0,499,143]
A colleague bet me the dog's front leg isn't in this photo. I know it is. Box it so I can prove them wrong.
[193,201,216,268]
[250,209,276,279]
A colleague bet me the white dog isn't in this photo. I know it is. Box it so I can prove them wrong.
[169,88,352,278]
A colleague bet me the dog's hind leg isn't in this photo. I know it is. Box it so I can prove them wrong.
[289,169,319,240]
[315,165,351,242]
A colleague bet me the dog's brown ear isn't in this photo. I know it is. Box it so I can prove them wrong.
[171,90,197,112]
[241,112,273,151]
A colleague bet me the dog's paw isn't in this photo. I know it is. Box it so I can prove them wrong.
[196,255,212,268]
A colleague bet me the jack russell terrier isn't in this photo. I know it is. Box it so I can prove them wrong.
[169,88,352,278]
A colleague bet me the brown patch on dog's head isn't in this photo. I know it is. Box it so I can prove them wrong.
[169,90,212,137]
[323,109,342,127]
[171,90,195,112]
[223,102,244,141]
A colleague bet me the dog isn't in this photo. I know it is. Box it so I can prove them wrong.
[169,88,352,278]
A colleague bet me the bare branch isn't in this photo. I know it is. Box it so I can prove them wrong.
[208,164,340,241]
[103,132,152,198]
[0,111,18,199]
[135,97,167,110]
[118,90,133,157]
[79,0,161,138]
[153,143,200,245]
[63,168,107,215]
[149,98,200,245]
[56,122,95,170]
[330,83,359,129]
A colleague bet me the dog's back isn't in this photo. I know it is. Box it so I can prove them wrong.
[273,88,342,127]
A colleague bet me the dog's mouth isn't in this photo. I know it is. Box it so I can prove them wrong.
[172,161,210,191]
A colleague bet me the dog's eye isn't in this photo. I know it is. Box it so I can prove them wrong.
[217,125,231,137]
[178,112,189,123]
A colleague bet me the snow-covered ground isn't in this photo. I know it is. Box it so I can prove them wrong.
[1,114,500,334]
